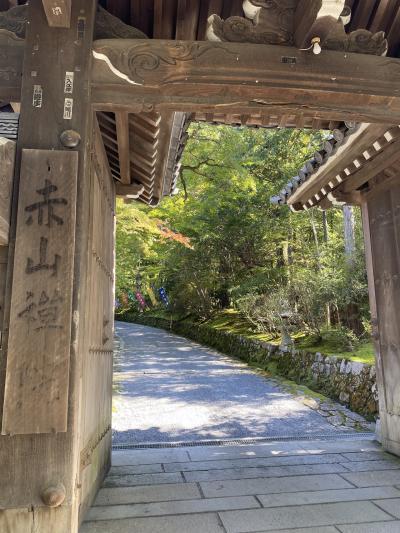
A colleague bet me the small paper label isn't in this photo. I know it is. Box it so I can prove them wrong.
[32,85,43,108]
[63,98,73,120]
[64,72,74,94]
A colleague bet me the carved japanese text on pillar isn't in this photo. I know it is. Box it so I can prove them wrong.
[2,149,78,435]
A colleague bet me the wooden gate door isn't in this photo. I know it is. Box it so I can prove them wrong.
[77,119,115,521]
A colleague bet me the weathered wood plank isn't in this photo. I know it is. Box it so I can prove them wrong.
[0,29,25,103]
[2,149,78,435]
[0,138,15,245]
[91,39,400,123]
[42,0,71,28]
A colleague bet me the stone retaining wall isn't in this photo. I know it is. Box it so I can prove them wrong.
[118,313,378,418]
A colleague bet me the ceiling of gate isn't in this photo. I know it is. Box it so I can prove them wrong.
[98,0,400,57]
[1,0,399,207]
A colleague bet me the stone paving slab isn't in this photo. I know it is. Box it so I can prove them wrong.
[109,464,163,476]
[200,473,353,498]
[257,486,400,508]
[373,498,400,519]
[337,522,400,532]
[341,460,400,472]
[83,440,400,533]
[219,501,392,532]
[81,512,225,533]
[112,448,190,466]
[257,526,338,533]
[184,462,348,482]
[294,440,381,454]
[103,472,183,488]
[185,439,378,463]
[94,482,201,506]
[164,453,349,472]
[86,495,260,521]
[341,470,400,487]
[341,451,392,462]
[187,442,308,462]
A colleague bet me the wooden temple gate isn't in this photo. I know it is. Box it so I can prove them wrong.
[0,0,400,531]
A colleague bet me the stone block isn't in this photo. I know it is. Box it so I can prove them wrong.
[258,486,400,508]
[219,501,392,532]
[200,474,352,498]
[103,472,183,488]
[81,512,225,533]
[372,498,400,519]
[337,522,400,533]
[112,449,190,466]
[164,453,348,473]
[184,463,348,483]
[341,470,400,487]
[86,496,259,521]
[94,483,201,506]
[108,464,163,476]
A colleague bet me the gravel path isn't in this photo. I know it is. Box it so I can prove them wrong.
[112,321,356,445]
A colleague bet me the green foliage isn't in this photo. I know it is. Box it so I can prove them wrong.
[115,123,370,345]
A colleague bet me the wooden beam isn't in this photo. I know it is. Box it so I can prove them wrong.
[91,39,400,124]
[42,0,71,28]
[5,37,400,123]
[116,183,144,197]
[115,111,131,184]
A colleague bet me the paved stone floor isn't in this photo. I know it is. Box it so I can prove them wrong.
[112,322,367,445]
[81,322,399,531]
[81,437,400,532]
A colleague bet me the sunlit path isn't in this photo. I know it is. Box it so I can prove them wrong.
[112,321,358,445]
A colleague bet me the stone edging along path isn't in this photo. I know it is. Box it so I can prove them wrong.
[117,313,377,431]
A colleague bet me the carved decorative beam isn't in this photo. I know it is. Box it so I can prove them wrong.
[91,39,400,124]
[207,0,388,56]
[3,37,400,124]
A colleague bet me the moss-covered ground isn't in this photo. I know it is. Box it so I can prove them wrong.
[203,309,375,365]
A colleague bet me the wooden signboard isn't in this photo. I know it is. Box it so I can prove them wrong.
[2,149,78,435]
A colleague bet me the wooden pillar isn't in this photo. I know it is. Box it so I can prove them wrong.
[362,175,400,456]
[0,2,114,532]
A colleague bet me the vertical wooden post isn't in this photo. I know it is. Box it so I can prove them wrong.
[362,177,400,456]
[0,1,102,532]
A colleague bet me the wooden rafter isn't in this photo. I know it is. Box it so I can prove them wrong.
[115,182,144,198]
[115,111,130,184]
[286,124,400,210]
